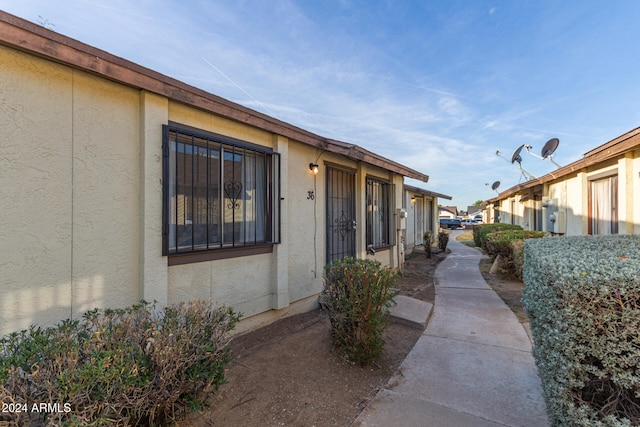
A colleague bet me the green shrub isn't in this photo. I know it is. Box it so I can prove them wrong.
[472,224,484,247]
[424,230,434,258]
[477,223,522,250]
[0,300,240,426]
[485,229,546,257]
[522,235,640,426]
[322,258,398,366]
[484,229,545,280]
[438,231,450,251]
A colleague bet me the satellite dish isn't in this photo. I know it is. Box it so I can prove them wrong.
[541,138,559,159]
[485,180,501,194]
[509,144,536,181]
[525,138,562,169]
[511,145,525,164]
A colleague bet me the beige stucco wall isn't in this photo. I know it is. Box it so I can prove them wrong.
[1,45,140,335]
[403,190,437,254]
[632,154,640,235]
[0,42,411,336]
[491,150,640,237]
[286,144,325,303]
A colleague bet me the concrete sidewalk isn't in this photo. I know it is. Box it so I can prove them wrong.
[352,231,549,427]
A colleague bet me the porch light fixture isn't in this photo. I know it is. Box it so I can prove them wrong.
[411,196,416,203]
[309,163,319,175]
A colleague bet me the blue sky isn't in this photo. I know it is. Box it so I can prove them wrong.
[3,1,640,209]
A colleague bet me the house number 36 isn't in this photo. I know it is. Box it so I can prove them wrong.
[307,191,315,200]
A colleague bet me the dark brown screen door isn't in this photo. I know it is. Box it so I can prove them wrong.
[326,166,356,264]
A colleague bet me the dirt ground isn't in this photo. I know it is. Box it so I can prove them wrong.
[183,248,446,427]
[478,257,528,322]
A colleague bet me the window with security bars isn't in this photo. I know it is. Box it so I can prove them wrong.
[366,178,393,249]
[162,125,280,256]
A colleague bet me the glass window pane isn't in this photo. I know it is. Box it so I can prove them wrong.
[223,146,244,245]
[176,133,193,251]
[164,126,278,254]
[208,142,221,247]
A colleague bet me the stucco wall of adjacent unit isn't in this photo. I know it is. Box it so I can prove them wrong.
[404,192,419,251]
[618,153,639,235]
[632,154,640,235]
[0,46,140,335]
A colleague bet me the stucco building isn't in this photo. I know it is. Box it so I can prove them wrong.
[0,11,437,335]
[403,185,451,252]
[486,127,640,236]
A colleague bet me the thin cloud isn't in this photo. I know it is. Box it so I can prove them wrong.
[2,0,639,208]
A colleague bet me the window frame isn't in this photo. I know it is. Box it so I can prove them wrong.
[366,177,394,250]
[162,123,280,263]
[588,173,618,235]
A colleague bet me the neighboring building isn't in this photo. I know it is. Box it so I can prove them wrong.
[438,206,458,219]
[467,205,486,223]
[0,12,432,336]
[403,185,452,253]
[467,205,483,217]
[486,127,640,236]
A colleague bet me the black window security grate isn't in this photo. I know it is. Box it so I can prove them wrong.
[162,125,280,256]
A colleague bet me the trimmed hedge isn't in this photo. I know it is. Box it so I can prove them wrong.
[0,300,240,426]
[522,235,640,426]
[485,229,547,258]
[485,230,546,279]
[474,223,522,250]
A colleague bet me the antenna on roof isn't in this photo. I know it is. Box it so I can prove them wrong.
[525,138,562,169]
[511,144,537,181]
[485,181,501,194]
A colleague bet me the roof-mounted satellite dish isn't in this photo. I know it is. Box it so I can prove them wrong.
[525,138,562,169]
[484,181,501,194]
[511,144,536,181]
[541,138,559,159]
[511,144,525,164]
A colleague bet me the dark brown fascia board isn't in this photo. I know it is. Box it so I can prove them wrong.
[583,126,640,158]
[0,10,429,182]
[325,139,429,182]
[403,184,452,200]
[486,126,640,204]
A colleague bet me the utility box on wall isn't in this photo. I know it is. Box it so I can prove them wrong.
[397,208,407,230]
[542,198,557,232]
[544,198,566,234]
[552,210,566,234]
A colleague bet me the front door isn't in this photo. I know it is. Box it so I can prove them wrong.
[326,166,356,264]
[415,198,424,245]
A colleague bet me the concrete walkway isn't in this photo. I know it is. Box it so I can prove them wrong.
[352,231,549,427]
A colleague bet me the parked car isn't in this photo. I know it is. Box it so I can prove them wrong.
[439,218,462,229]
